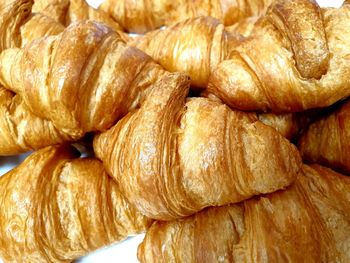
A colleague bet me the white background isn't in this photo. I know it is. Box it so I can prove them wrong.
[0,0,344,262]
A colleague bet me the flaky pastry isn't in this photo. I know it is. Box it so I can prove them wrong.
[139,164,350,262]
[131,16,240,88]
[94,72,301,220]
[299,100,350,174]
[0,20,169,139]
[207,0,350,112]
[0,145,151,262]
[100,0,273,33]
[33,0,123,33]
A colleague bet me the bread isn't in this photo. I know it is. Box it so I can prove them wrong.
[257,112,300,140]
[0,0,33,51]
[131,16,240,88]
[225,16,259,37]
[207,0,350,112]
[0,87,78,155]
[33,0,123,32]
[0,145,152,262]
[94,72,302,220]
[100,0,273,33]
[299,100,350,174]
[138,164,350,262]
[0,20,168,139]
[204,92,302,140]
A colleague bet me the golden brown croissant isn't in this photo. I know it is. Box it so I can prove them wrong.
[0,0,73,155]
[0,0,32,51]
[225,16,259,37]
[93,72,302,220]
[204,92,301,140]
[131,16,240,88]
[0,87,77,155]
[0,20,168,139]
[0,145,151,262]
[299,100,350,174]
[100,0,273,33]
[138,164,350,263]
[20,12,65,46]
[33,0,123,33]
[0,0,65,49]
[207,0,350,112]
[257,112,300,140]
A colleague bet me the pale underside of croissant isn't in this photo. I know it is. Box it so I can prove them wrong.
[0,145,151,262]
[0,21,168,139]
[207,0,350,112]
[299,100,350,174]
[138,164,350,263]
[131,16,241,89]
[100,0,273,33]
[93,73,302,220]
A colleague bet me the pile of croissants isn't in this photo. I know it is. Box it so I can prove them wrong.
[0,0,349,262]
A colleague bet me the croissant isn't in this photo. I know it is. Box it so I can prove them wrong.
[0,20,168,139]
[138,164,350,263]
[20,13,65,46]
[225,16,259,37]
[100,0,273,33]
[204,93,301,140]
[257,112,300,140]
[0,0,66,50]
[299,100,350,174]
[93,72,302,220]
[0,0,32,51]
[0,145,151,262]
[131,16,241,88]
[0,87,78,155]
[207,0,350,112]
[33,0,123,33]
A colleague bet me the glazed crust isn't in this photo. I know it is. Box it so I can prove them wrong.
[94,72,302,220]
[299,100,350,174]
[0,0,65,48]
[33,0,123,32]
[0,21,168,138]
[0,87,77,155]
[0,145,151,262]
[0,2,139,154]
[257,112,300,140]
[0,0,33,51]
[131,16,240,88]
[138,164,350,263]
[100,0,273,33]
[207,0,350,112]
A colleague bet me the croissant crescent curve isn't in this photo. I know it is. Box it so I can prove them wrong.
[33,0,124,33]
[207,0,350,112]
[93,72,302,220]
[0,87,77,155]
[0,20,168,138]
[299,100,350,174]
[0,145,152,262]
[131,16,240,89]
[100,0,273,33]
[138,164,350,263]
[0,0,68,49]
[0,0,91,155]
